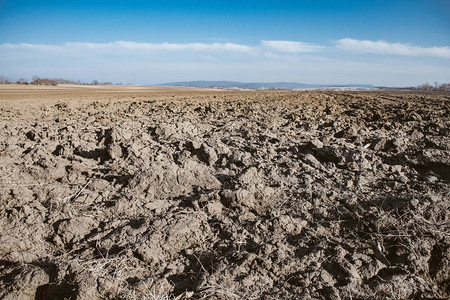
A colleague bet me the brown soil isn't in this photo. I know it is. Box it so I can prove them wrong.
[0,86,449,299]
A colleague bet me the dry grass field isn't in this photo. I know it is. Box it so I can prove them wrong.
[0,85,449,299]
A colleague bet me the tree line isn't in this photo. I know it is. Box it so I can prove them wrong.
[415,81,450,91]
[0,75,119,86]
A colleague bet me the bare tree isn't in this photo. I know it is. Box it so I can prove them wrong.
[17,78,29,85]
[417,81,450,91]
[417,82,433,90]
[439,83,450,91]
[0,75,11,84]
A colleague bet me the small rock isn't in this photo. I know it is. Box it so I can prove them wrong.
[199,143,218,166]
[187,137,202,150]
[219,189,235,207]
[391,137,407,152]
[425,175,438,183]
[25,130,37,141]
[107,143,122,160]
[334,126,357,139]
[370,138,392,151]
[410,129,423,141]
[86,116,96,124]
[303,154,322,168]
[238,167,260,185]
[206,201,223,215]
[235,188,252,206]
[22,205,32,216]
[309,138,324,149]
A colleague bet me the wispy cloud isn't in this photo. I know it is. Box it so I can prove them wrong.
[261,40,325,53]
[0,41,254,53]
[336,38,450,59]
[0,43,61,51]
[65,41,254,52]
[0,40,326,54]
[2,39,449,59]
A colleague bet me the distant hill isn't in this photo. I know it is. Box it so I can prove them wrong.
[157,81,374,90]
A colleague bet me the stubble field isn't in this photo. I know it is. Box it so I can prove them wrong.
[0,85,449,299]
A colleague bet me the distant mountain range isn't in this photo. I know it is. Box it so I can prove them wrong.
[157,81,374,90]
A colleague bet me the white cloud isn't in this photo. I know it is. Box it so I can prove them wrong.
[336,38,450,59]
[2,39,449,59]
[0,40,324,53]
[0,41,254,52]
[261,40,325,53]
[0,43,61,51]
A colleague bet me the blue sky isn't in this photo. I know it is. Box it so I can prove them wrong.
[1,0,449,86]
